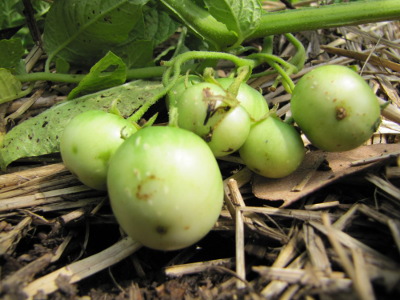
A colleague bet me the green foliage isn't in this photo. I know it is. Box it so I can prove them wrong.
[0,38,24,71]
[67,51,127,99]
[0,0,50,45]
[0,68,22,103]
[203,0,261,47]
[113,6,179,66]
[0,80,164,170]
[43,0,147,68]
[131,6,179,47]
[43,0,178,69]
[0,68,32,104]
[0,0,24,29]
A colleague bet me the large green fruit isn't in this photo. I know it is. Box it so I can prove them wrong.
[291,65,381,151]
[107,126,224,251]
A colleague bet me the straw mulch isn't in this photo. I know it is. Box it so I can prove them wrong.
[0,17,400,300]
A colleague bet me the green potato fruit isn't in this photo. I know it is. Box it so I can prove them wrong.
[291,65,381,151]
[60,110,137,190]
[107,126,224,251]
[239,116,305,178]
[216,77,269,121]
[177,82,251,157]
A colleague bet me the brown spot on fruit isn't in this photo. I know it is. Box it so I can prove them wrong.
[156,225,168,235]
[136,174,159,201]
[336,107,347,120]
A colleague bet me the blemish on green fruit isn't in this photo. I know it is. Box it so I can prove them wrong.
[335,107,347,120]
[156,225,168,235]
[97,150,112,166]
[135,175,158,201]
[72,145,78,154]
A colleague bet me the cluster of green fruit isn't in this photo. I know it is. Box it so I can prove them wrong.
[59,65,381,251]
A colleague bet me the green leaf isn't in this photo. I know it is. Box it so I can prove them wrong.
[203,0,262,45]
[0,38,25,71]
[43,0,148,68]
[111,40,154,68]
[117,7,179,67]
[0,68,32,104]
[55,57,70,74]
[0,0,24,29]
[0,80,164,170]
[141,8,179,46]
[67,51,127,99]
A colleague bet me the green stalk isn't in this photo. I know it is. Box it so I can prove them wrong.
[250,0,400,39]
[161,0,399,49]
[15,66,167,83]
[15,72,84,83]
[159,0,237,49]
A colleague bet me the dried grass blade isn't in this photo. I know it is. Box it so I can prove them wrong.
[226,179,247,288]
[311,220,398,269]
[1,253,53,295]
[378,97,400,124]
[22,237,142,299]
[39,197,103,213]
[377,75,400,106]
[304,201,340,211]
[352,247,376,300]
[358,203,390,224]
[240,206,339,222]
[322,214,359,295]
[225,177,289,243]
[254,266,352,291]
[365,173,400,201]
[260,232,305,298]
[320,45,400,72]
[164,258,235,277]
[0,185,92,212]
[0,163,67,189]
[387,219,400,256]
[224,167,253,189]
[0,216,32,255]
[332,203,360,231]
[303,224,332,275]
[0,174,80,200]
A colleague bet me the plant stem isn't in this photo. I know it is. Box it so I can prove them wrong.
[15,72,84,83]
[162,0,399,50]
[249,0,400,39]
[159,0,237,50]
[126,66,166,80]
[15,66,167,83]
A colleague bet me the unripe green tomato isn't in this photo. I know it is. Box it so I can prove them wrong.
[177,82,226,136]
[291,65,381,152]
[206,105,251,157]
[166,74,202,108]
[177,82,251,157]
[60,110,137,190]
[239,116,305,178]
[107,126,224,251]
[216,77,269,121]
